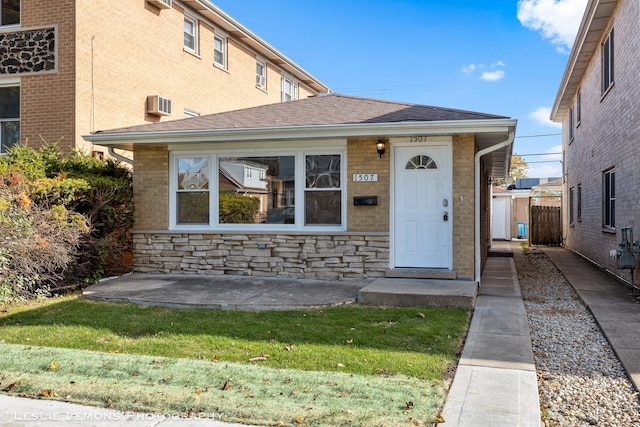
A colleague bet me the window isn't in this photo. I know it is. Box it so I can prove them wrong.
[569,106,574,142]
[183,109,200,118]
[602,28,614,94]
[1,0,19,26]
[0,84,20,154]
[576,91,581,126]
[176,157,210,224]
[577,184,582,222]
[603,168,615,229]
[171,150,344,229]
[214,35,226,68]
[183,16,197,53]
[305,155,341,225]
[569,187,575,225]
[256,60,266,89]
[281,76,298,102]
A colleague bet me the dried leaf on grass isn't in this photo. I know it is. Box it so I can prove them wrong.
[2,382,17,392]
[38,389,58,397]
[221,381,232,391]
[249,354,270,362]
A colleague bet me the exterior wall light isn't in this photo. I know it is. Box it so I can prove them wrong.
[376,140,385,158]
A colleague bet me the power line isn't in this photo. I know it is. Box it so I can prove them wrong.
[515,133,561,138]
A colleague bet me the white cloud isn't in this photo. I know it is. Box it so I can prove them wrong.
[517,0,588,52]
[529,106,562,128]
[525,145,563,178]
[462,62,506,81]
[462,64,476,74]
[481,70,505,82]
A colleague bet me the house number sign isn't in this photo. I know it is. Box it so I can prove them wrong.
[352,174,378,182]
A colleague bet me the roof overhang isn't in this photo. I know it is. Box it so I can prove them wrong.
[550,0,617,121]
[84,118,516,177]
[178,0,330,94]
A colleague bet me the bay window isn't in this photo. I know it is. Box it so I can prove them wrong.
[171,149,345,230]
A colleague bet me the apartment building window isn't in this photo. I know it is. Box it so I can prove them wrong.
[1,0,19,26]
[0,84,20,154]
[569,105,574,142]
[184,15,198,53]
[577,184,582,222]
[603,168,615,229]
[213,35,227,68]
[576,91,581,126]
[256,60,266,90]
[602,28,614,94]
[281,76,298,102]
[569,187,575,225]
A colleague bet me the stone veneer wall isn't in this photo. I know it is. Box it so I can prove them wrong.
[133,232,389,280]
[0,28,56,74]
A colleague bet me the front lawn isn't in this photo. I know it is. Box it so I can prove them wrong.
[0,296,469,426]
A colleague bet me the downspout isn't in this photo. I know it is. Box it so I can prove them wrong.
[474,130,515,283]
[108,147,134,166]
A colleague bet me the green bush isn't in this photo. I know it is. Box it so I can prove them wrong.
[0,143,133,304]
[219,190,260,224]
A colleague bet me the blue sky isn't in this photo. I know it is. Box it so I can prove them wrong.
[211,0,588,178]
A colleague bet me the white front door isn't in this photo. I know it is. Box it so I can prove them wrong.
[394,144,452,268]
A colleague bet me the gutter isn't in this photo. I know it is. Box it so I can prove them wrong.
[108,147,133,166]
[474,130,515,283]
[84,119,518,147]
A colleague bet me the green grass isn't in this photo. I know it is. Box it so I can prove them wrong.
[0,296,470,426]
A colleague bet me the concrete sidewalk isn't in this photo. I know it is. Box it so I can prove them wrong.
[544,247,640,391]
[438,242,542,426]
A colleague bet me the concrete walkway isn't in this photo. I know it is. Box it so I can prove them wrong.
[438,242,542,426]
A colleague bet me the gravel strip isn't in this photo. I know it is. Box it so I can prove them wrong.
[518,249,640,426]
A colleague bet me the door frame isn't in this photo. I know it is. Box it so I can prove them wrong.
[389,136,453,269]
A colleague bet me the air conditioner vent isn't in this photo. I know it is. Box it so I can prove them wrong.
[147,0,172,9]
[147,95,172,116]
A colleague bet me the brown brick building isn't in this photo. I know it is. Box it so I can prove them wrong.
[0,0,329,156]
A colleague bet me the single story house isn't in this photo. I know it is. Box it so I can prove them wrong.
[85,94,517,283]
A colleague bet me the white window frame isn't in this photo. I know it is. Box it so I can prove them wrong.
[183,15,198,54]
[281,75,298,102]
[183,109,200,118]
[0,77,20,155]
[169,144,346,232]
[213,34,227,69]
[256,59,267,90]
[1,0,20,27]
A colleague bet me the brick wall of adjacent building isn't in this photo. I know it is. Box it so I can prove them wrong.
[346,137,390,232]
[562,0,640,273]
[133,231,389,280]
[7,0,324,154]
[19,0,76,150]
[133,144,169,230]
[452,134,476,279]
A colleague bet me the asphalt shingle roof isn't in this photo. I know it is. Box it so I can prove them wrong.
[95,94,509,135]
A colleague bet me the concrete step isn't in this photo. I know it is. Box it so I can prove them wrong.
[358,278,477,308]
[385,268,457,279]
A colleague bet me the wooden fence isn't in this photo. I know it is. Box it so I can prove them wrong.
[530,205,562,246]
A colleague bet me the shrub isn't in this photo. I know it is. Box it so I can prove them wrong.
[219,190,260,224]
[0,143,133,304]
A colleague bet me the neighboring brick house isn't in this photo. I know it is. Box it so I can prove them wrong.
[551,0,640,275]
[85,94,517,283]
[0,0,329,157]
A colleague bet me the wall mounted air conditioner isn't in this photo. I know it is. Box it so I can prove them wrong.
[147,0,172,9]
[147,95,172,116]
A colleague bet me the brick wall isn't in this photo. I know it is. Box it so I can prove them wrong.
[11,0,325,153]
[19,0,75,151]
[452,134,476,279]
[133,144,169,230]
[133,231,389,280]
[346,138,390,232]
[562,0,640,273]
